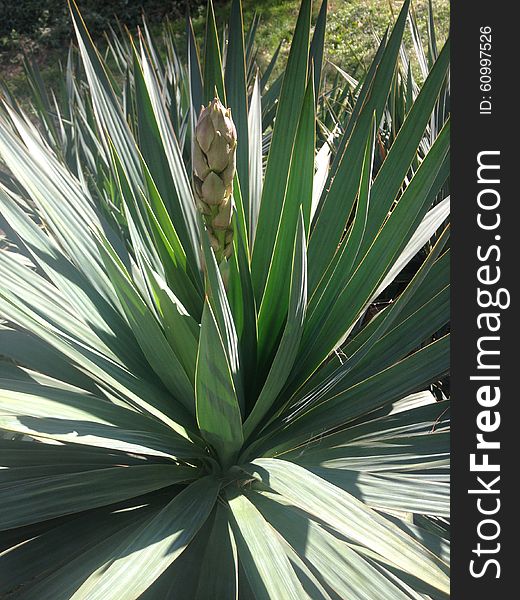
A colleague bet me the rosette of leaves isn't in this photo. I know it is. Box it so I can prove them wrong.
[0,0,450,598]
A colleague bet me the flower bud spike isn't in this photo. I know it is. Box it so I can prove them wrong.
[193,98,236,264]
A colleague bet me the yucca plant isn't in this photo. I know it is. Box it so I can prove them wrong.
[0,0,450,597]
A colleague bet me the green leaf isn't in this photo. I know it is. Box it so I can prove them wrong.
[228,210,258,408]
[325,31,387,180]
[371,196,449,302]
[0,186,144,376]
[427,0,439,64]
[227,492,306,600]
[311,132,332,222]
[0,499,157,598]
[244,213,307,439]
[306,113,376,328]
[360,40,450,257]
[203,0,225,104]
[244,12,259,68]
[299,120,450,379]
[298,225,449,409]
[0,110,121,311]
[251,0,311,300]
[309,0,327,101]
[139,162,203,317]
[137,513,215,600]
[107,143,164,292]
[260,40,282,92]
[200,217,244,407]
[196,300,244,468]
[311,467,449,517]
[137,43,203,276]
[343,284,449,390]
[0,282,195,438]
[194,504,238,600]
[133,45,180,234]
[251,490,412,600]
[187,14,203,110]
[69,0,145,222]
[256,335,449,457]
[247,73,263,244]
[281,540,334,599]
[71,476,220,600]
[245,458,449,594]
[0,378,200,459]
[231,170,250,260]
[0,464,197,531]
[323,397,450,445]
[305,246,449,397]
[0,249,123,372]
[98,239,195,412]
[0,413,199,461]
[225,0,250,222]
[292,431,449,475]
[142,263,199,384]
[308,0,410,288]
[0,327,91,391]
[256,75,314,366]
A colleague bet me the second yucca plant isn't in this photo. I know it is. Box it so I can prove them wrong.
[0,0,450,598]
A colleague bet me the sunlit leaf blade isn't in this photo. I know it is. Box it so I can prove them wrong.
[97,239,196,413]
[251,490,413,600]
[0,504,160,598]
[247,73,263,244]
[245,459,449,594]
[196,300,244,468]
[200,219,244,407]
[0,286,195,437]
[225,0,250,222]
[71,477,220,600]
[203,0,226,103]
[227,492,306,600]
[308,0,410,288]
[0,378,201,459]
[68,0,145,211]
[300,120,450,379]
[309,0,327,100]
[298,221,449,414]
[227,210,258,408]
[139,162,203,317]
[0,111,120,311]
[251,0,311,300]
[187,13,204,128]
[305,113,376,330]
[142,263,199,383]
[0,185,142,374]
[132,46,201,276]
[244,213,307,440]
[137,43,203,276]
[360,39,450,256]
[256,76,314,367]
[254,335,449,458]
[1,465,197,531]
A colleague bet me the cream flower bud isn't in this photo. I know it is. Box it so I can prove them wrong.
[193,98,237,263]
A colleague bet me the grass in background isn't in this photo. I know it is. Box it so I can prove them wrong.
[180,0,449,81]
[2,0,449,101]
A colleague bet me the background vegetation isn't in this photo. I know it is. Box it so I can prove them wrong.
[1,0,449,99]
